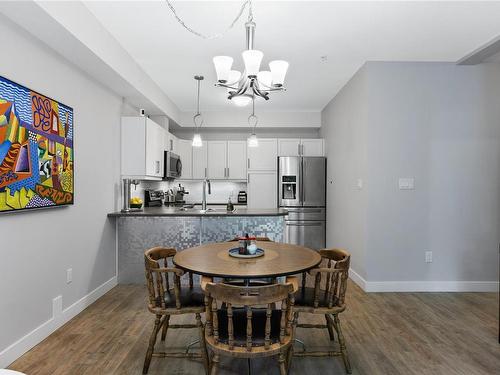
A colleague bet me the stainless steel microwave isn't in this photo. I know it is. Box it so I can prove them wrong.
[164,151,182,179]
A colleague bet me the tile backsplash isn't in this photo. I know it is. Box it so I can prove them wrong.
[178,180,246,204]
[126,179,246,205]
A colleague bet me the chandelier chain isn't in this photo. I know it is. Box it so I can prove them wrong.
[165,0,252,40]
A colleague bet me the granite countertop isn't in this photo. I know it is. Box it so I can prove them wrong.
[108,206,288,218]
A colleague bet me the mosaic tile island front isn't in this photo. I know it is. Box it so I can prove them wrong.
[111,211,286,284]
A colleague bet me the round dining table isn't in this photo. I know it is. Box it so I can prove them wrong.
[173,241,322,280]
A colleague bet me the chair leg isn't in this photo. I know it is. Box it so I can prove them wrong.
[196,313,209,375]
[143,314,162,374]
[325,314,335,341]
[210,354,219,375]
[333,314,352,374]
[278,351,287,375]
[161,315,170,341]
[286,345,294,372]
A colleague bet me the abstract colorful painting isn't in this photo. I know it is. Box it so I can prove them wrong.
[0,76,73,213]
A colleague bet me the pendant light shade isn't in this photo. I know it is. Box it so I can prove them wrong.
[232,95,252,107]
[213,56,233,83]
[269,60,289,86]
[247,133,259,147]
[257,70,272,89]
[192,76,204,147]
[242,50,263,76]
[192,133,202,147]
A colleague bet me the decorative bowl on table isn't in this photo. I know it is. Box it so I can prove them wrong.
[228,247,265,258]
[130,203,143,209]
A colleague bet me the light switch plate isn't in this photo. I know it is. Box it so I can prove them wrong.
[67,268,72,284]
[356,178,363,189]
[399,178,415,190]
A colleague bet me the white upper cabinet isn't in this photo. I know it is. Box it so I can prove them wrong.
[227,141,247,179]
[192,141,208,179]
[207,141,227,179]
[165,132,178,153]
[278,138,324,157]
[278,139,301,157]
[247,171,277,209]
[301,139,324,156]
[248,139,278,171]
[176,139,192,179]
[121,116,165,179]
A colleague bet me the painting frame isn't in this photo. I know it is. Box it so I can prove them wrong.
[0,75,74,214]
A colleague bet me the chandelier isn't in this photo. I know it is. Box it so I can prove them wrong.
[212,3,289,107]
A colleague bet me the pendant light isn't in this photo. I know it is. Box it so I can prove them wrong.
[192,75,204,147]
[247,96,259,147]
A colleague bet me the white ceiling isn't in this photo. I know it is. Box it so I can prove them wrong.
[84,1,500,112]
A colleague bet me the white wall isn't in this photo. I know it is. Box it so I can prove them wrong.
[0,15,122,366]
[322,62,500,291]
[320,65,369,280]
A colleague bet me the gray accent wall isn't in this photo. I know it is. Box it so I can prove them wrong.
[321,62,500,287]
[0,14,121,362]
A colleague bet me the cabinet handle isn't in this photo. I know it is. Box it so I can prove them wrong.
[247,173,250,184]
[170,139,173,151]
[247,158,250,169]
[205,167,207,178]
[298,143,301,155]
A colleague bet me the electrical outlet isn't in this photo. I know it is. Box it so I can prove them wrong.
[52,296,62,318]
[425,251,433,263]
[67,268,72,284]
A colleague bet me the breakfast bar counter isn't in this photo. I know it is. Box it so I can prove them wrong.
[109,207,288,283]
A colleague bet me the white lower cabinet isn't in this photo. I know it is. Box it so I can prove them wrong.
[247,171,277,209]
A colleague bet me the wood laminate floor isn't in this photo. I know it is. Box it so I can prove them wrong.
[9,282,499,375]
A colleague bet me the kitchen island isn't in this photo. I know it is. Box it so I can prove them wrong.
[108,207,288,283]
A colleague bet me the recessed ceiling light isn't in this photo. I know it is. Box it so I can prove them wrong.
[320,55,328,62]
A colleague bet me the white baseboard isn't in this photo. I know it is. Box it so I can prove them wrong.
[0,276,117,368]
[349,269,498,293]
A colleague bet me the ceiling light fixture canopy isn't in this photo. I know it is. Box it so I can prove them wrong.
[192,75,204,147]
[212,1,289,106]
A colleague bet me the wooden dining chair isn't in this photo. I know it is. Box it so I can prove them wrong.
[143,247,209,374]
[202,279,298,375]
[293,248,352,374]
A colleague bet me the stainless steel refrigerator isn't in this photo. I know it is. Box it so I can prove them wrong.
[278,156,326,250]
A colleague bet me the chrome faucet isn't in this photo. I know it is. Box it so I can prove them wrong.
[201,179,211,212]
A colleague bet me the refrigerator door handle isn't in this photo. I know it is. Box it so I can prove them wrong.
[286,209,323,213]
[286,222,323,226]
[301,157,305,205]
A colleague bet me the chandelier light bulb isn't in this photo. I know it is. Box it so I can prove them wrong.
[192,133,203,147]
[232,95,252,107]
[269,60,289,86]
[247,133,259,148]
[242,50,263,77]
[213,56,233,83]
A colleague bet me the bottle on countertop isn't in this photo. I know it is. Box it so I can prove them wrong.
[226,197,234,212]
